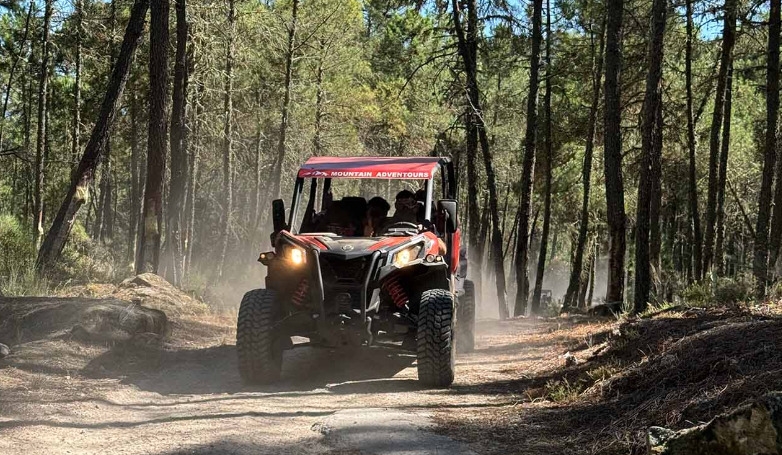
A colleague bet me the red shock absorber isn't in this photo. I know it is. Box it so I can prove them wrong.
[384,276,408,308]
[291,279,309,307]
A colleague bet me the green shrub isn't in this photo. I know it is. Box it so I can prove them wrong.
[0,214,35,279]
[713,274,755,304]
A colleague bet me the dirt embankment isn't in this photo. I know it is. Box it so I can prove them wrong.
[1,277,781,455]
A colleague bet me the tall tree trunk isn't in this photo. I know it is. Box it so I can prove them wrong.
[166,0,189,286]
[270,0,299,201]
[603,0,626,306]
[185,81,203,275]
[685,0,703,282]
[0,0,33,150]
[216,0,235,279]
[514,0,543,317]
[137,0,170,274]
[36,0,150,272]
[314,41,325,157]
[649,99,663,277]
[715,64,733,275]
[128,88,141,264]
[252,88,265,231]
[703,0,737,275]
[531,0,554,315]
[33,0,53,249]
[72,0,82,167]
[634,0,666,314]
[562,18,604,311]
[452,0,508,318]
[754,0,780,296]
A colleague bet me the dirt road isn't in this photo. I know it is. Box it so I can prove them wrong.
[0,315,583,455]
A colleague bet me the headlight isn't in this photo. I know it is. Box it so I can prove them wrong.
[393,245,422,267]
[282,245,306,265]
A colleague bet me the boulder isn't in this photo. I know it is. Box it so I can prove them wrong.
[0,343,9,358]
[647,392,782,455]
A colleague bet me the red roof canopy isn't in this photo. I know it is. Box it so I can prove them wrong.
[297,156,443,179]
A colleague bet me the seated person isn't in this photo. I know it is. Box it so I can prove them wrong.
[316,197,366,236]
[363,196,391,236]
[389,190,421,224]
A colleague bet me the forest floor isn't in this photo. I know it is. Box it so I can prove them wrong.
[1,276,781,455]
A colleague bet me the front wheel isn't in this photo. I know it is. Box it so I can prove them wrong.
[236,289,282,384]
[416,289,455,387]
[456,280,476,353]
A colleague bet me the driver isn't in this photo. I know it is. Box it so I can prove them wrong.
[363,196,391,236]
[390,190,420,224]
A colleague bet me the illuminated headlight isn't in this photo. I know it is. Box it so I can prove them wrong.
[393,245,422,267]
[283,245,306,265]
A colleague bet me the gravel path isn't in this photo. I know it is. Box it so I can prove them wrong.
[0,318,562,455]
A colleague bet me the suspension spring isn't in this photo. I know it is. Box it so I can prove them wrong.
[291,279,309,307]
[384,276,408,309]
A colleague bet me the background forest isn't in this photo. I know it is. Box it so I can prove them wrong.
[0,0,780,316]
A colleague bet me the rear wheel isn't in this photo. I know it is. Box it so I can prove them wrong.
[416,289,455,387]
[456,280,476,353]
[236,289,282,384]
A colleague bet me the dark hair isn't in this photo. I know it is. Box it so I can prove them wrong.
[395,190,415,200]
[367,196,390,214]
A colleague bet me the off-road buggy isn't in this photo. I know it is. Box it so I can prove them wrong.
[237,156,476,387]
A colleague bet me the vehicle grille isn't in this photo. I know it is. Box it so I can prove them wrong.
[320,256,368,284]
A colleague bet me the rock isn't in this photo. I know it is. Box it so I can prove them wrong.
[0,343,9,358]
[563,352,577,367]
[588,301,623,317]
[647,392,782,455]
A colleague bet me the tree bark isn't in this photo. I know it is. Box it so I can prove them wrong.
[685,0,703,282]
[715,64,733,275]
[0,1,33,150]
[531,0,554,315]
[452,0,508,318]
[216,0,235,280]
[754,0,780,296]
[562,19,604,311]
[36,0,150,272]
[33,0,53,249]
[514,0,543,317]
[704,0,737,275]
[166,0,189,286]
[137,0,170,274]
[270,0,299,201]
[603,0,626,306]
[128,87,141,264]
[634,0,666,313]
[185,80,203,276]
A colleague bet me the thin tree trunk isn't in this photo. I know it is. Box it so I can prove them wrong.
[33,0,53,249]
[563,18,604,311]
[603,0,626,306]
[685,0,703,281]
[715,64,733,275]
[531,0,553,315]
[314,40,325,157]
[185,81,203,275]
[216,0,235,280]
[0,0,33,150]
[451,0,508,317]
[166,0,189,286]
[71,0,82,168]
[634,0,666,313]
[128,88,141,264]
[137,0,170,274]
[36,0,149,271]
[704,0,736,275]
[252,88,264,231]
[270,0,299,201]
[514,0,543,317]
[753,0,780,296]
[649,99,663,277]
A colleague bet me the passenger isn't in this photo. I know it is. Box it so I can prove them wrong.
[363,196,391,236]
[390,190,420,224]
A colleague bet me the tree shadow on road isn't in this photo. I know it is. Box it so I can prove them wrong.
[85,342,418,395]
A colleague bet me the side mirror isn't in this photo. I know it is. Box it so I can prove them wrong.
[272,199,287,233]
[438,199,458,233]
